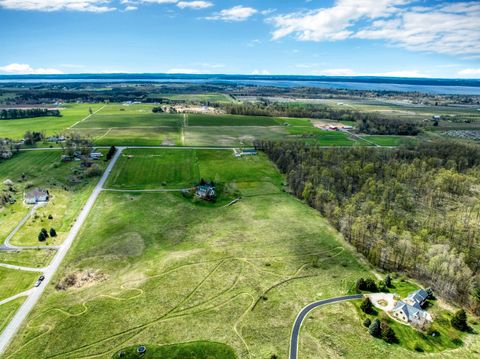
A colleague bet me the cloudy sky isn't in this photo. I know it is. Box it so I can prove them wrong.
[0,0,479,78]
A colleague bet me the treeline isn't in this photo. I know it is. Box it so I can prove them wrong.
[221,102,421,135]
[358,117,421,135]
[256,139,480,312]
[0,108,60,120]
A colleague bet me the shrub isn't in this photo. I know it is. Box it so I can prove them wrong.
[385,274,392,288]
[363,318,371,328]
[451,309,468,331]
[368,319,381,338]
[49,228,57,237]
[364,278,378,292]
[414,343,424,352]
[380,321,398,343]
[356,278,366,292]
[361,297,373,314]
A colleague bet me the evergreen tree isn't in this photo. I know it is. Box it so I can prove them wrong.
[363,318,371,328]
[368,319,381,338]
[385,274,392,288]
[360,297,373,314]
[380,321,397,343]
[49,228,57,237]
[451,309,468,331]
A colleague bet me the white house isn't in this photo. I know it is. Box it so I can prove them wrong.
[25,188,49,205]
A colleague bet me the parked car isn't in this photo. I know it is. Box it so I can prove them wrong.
[34,275,45,287]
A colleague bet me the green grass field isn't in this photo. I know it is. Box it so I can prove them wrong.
[4,149,371,359]
[0,298,25,332]
[159,93,234,103]
[0,267,37,301]
[115,341,237,358]
[359,135,417,146]
[0,250,55,269]
[186,114,279,126]
[0,150,106,247]
[0,104,103,140]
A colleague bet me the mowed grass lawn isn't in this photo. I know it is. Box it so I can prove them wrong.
[105,149,282,193]
[5,149,371,359]
[0,150,106,248]
[0,267,37,301]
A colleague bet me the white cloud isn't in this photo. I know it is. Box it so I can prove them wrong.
[207,5,257,22]
[124,5,137,11]
[458,68,480,77]
[270,0,406,41]
[269,0,480,56]
[0,0,116,12]
[177,1,212,9]
[0,63,63,74]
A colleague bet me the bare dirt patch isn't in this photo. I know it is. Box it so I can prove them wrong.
[55,269,108,290]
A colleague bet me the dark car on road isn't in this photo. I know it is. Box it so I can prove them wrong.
[34,275,45,287]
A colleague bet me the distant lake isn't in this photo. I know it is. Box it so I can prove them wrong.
[1,74,479,95]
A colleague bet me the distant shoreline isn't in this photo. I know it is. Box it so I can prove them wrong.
[1,74,479,95]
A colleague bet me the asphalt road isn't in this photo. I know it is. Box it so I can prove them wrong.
[0,147,124,355]
[289,294,363,359]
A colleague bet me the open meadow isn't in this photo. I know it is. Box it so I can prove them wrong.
[3,149,372,359]
[0,150,107,248]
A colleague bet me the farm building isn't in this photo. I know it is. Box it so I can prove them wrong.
[235,148,257,157]
[89,152,103,160]
[24,188,49,205]
[195,184,216,200]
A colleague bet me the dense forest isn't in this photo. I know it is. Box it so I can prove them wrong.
[256,139,480,313]
[358,117,421,135]
[0,108,60,120]
[222,102,421,135]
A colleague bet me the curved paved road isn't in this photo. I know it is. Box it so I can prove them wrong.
[289,294,363,359]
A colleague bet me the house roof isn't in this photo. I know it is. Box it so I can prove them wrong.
[393,300,429,322]
[406,289,428,304]
[25,188,48,199]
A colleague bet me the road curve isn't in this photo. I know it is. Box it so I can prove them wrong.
[0,147,125,355]
[289,294,363,359]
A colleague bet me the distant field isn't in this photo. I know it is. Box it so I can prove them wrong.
[359,135,417,146]
[5,149,370,359]
[187,114,279,126]
[184,126,288,146]
[160,93,234,103]
[74,113,182,129]
[0,103,103,139]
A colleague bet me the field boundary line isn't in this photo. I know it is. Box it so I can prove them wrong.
[68,105,106,129]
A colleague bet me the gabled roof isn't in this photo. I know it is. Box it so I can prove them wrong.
[393,300,429,322]
[406,289,428,304]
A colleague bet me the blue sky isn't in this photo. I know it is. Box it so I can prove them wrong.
[0,0,479,78]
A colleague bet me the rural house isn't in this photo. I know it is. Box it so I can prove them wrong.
[24,188,49,205]
[195,184,216,200]
[391,288,432,325]
[404,289,429,307]
[392,301,432,325]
